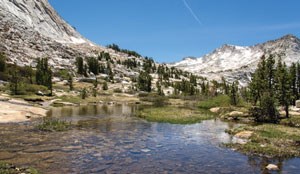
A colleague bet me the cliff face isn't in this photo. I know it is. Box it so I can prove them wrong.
[0,0,103,68]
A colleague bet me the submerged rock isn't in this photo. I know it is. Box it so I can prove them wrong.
[266,164,279,170]
[141,149,151,153]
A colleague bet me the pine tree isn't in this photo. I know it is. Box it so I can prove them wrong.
[138,71,152,92]
[9,63,21,95]
[297,62,300,100]
[190,83,196,96]
[81,88,87,99]
[93,78,98,88]
[275,61,291,118]
[0,53,6,72]
[240,87,251,102]
[36,58,52,95]
[156,81,164,96]
[249,56,267,105]
[266,54,276,91]
[190,74,197,86]
[92,88,97,97]
[102,81,108,90]
[107,63,114,81]
[259,91,279,123]
[289,63,297,105]
[249,55,279,123]
[83,64,88,77]
[221,77,229,95]
[92,78,98,97]
[24,65,34,84]
[87,57,99,75]
[200,82,208,96]
[76,57,84,75]
[229,81,239,106]
[68,74,73,91]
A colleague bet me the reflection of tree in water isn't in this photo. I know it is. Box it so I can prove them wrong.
[103,118,112,132]
[79,105,88,116]
[102,105,109,114]
[131,104,144,117]
[227,122,235,143]
[47,107,72,118]
[61,107,73,117]
[92,105,98,116]
[247,156,283,174]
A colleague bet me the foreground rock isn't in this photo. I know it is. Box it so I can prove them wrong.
[209,107,221,113]
[232,131,254,145]
[53,101,77,106]
[229,111,244,117]
[234,131,253,139]
[0,101,47,123]
[0,96,9,101]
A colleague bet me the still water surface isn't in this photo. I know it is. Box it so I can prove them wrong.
[0,104,299,173]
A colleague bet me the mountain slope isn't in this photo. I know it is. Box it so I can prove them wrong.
[0,0,87,44]
[171,35,300,85]
[0,0,108,68]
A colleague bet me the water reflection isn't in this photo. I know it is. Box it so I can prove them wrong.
[0,104,299,173]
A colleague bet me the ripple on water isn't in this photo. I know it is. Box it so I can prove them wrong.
[0,104,299,173]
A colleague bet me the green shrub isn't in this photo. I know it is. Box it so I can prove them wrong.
[0,161,40,174]
[36,118,71,132]
[113,88,123,93]
[198,95,231,109]
[23,84,48,94]
[0,53,6,72]
[102,82,108,90]
[137,106,214,124]
[280,116,300,128]
[140,93,169,106]
[81,88,87,99]
[54,69,70,80]
[0,72,9,81]
[138,92,149,98]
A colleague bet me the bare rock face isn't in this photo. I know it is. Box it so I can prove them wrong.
[0,0,105,68]
[171,35,300,85]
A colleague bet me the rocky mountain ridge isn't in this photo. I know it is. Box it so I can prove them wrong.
[0,0,135,69]
[171,34,300,85]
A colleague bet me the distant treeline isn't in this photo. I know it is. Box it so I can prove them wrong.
[107,43,141,58]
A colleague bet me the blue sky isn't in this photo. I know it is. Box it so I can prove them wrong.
[49,0,300,63]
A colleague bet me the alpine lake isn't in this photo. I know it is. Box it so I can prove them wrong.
[0,104,299,174]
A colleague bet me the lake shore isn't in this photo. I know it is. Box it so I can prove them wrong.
[0,97,47,123]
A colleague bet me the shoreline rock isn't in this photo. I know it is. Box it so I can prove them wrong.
[209,107,221,113]
[0,101,47,123]
[234,131,253,139]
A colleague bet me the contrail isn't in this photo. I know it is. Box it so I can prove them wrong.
[182,0,202,25]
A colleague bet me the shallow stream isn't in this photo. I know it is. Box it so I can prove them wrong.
[0,104,299,173]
